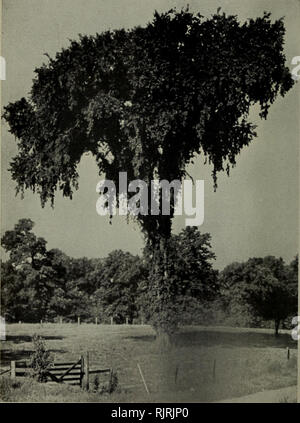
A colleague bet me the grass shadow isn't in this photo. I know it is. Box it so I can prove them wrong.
[175,330,297,349]
[0,348,66,366]
[4,335,64,344]
[125,328,297,349]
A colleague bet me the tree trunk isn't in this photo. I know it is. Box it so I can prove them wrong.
[275,318,280,336]
[155,327,174,351]
[148,232,177,348]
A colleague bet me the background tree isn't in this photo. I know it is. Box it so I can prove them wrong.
[94,250,147,324]
[3,9,294,339]
[1,220,92,322]
[47,253,103,321]
[1,259,24,321]
[64,257,96,295]
[1,219,58,321]
[45,248,75,320]
[2,218,48,270]
[220,256,297,335]
[288,255,298,286]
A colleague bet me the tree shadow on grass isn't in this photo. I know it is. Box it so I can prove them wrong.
[0,348,66,366]
[175,330,297,349]
[125,329,297,349]
[4,335,64,344]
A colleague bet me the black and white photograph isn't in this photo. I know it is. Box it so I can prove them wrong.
[0,0,299,406]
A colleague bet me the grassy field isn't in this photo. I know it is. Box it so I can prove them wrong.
[0,323,297,402]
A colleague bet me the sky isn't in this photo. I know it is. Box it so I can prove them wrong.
[1,0,299,269]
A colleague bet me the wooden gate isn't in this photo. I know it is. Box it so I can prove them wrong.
[9,354,111,390]
[46,357,84,386]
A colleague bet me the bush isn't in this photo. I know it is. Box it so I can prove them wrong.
[90,370,118,395]
[29,334,53,382]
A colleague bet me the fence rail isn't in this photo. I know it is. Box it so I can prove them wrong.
[0,368,10,376]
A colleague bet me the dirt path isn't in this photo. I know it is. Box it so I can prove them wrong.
[216,385,297,403]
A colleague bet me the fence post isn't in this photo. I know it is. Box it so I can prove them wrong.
[95,317,98,325]
[126,317,129,325]
[84,352,89,391]
[141,317,144,325]
[78,317,80,326]
[174,364,179,384]
[11,361,16,379]
[213,359,216,382]
[110,317,113,325]
[80,355,84,388]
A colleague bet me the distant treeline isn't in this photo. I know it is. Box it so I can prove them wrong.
[1,219,298,334]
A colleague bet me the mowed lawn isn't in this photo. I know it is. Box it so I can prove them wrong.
[0,323,297,402]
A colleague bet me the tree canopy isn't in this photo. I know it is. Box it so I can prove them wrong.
[3,9,294,243]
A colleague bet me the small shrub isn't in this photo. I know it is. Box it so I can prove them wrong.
[89,370,118,395]
[29,334,53,382]
[98,371,118,395]
[91,374,100,392]
[107,370,118,394]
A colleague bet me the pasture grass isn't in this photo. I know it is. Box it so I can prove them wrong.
[0,324,297,402]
